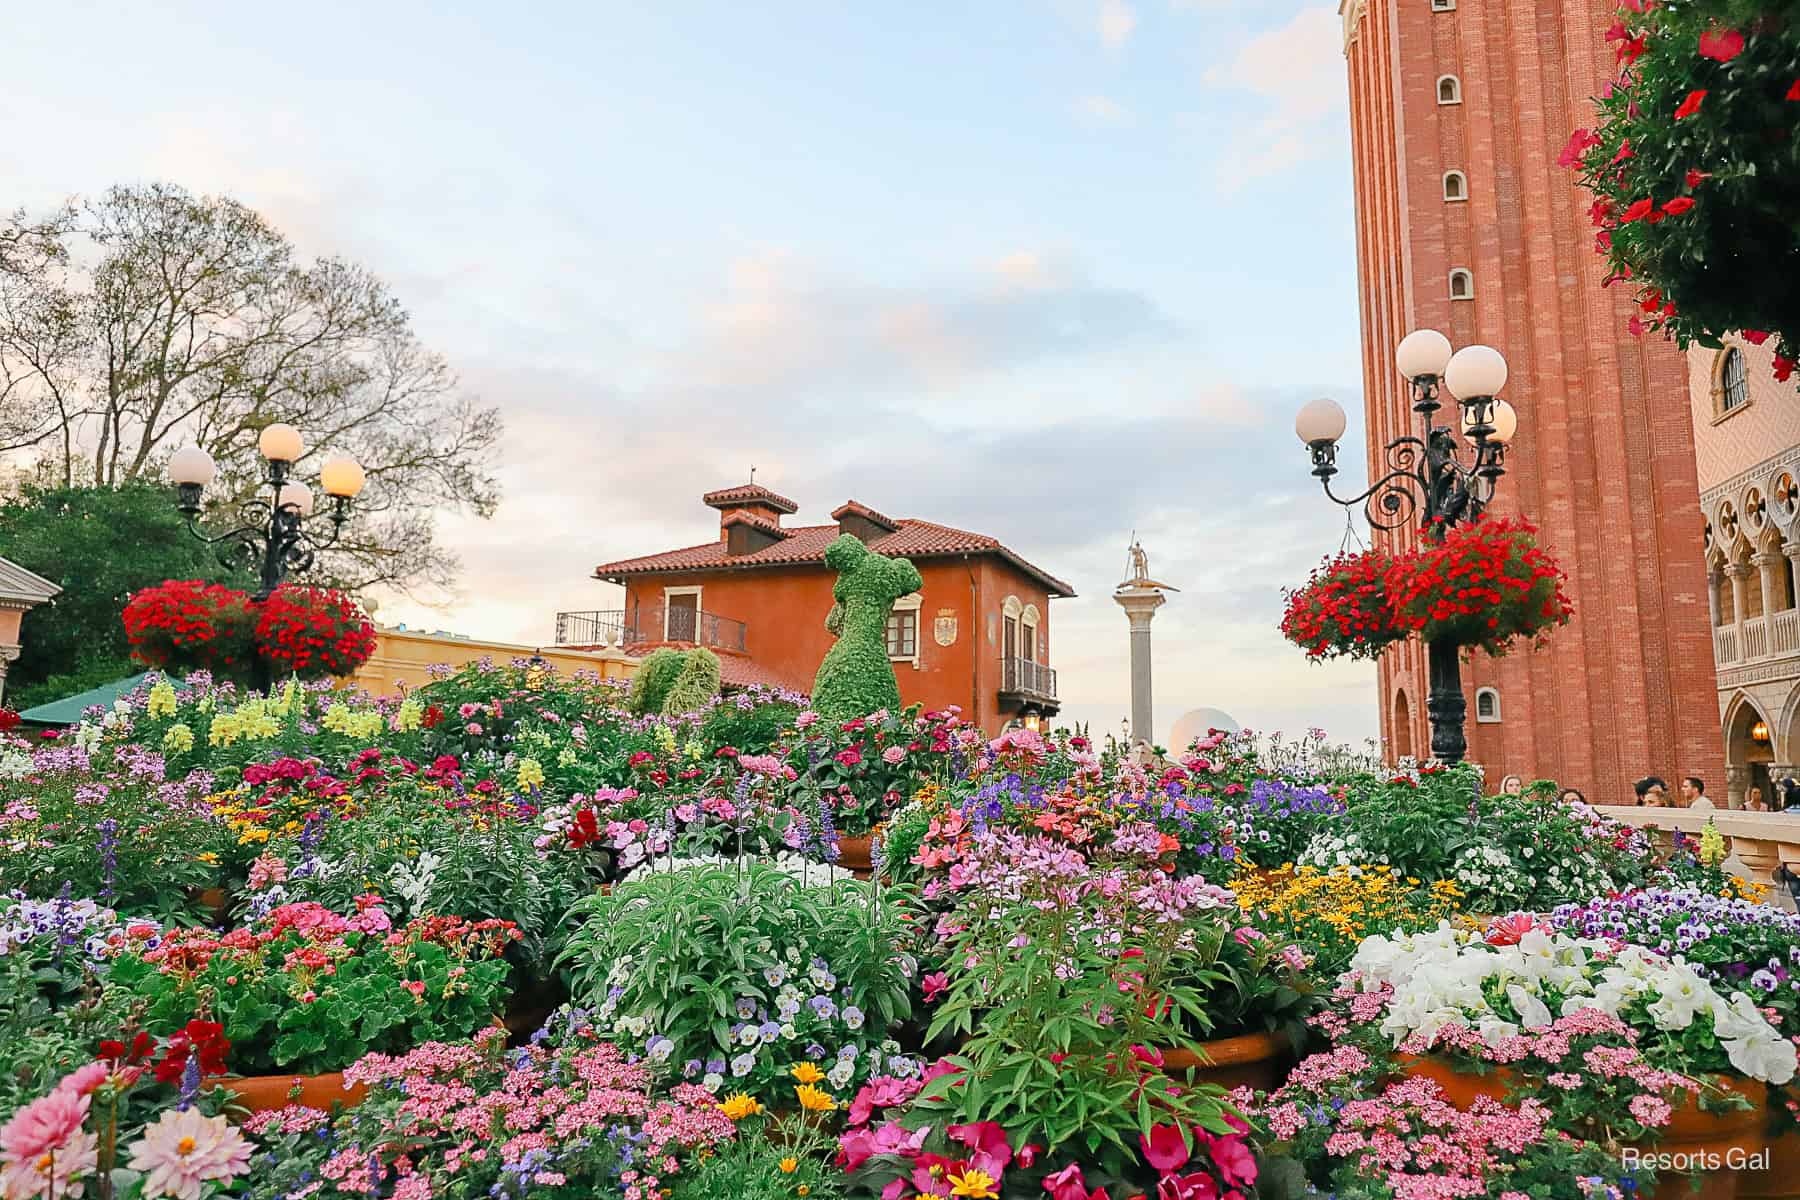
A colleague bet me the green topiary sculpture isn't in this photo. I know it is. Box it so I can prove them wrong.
[626,647,686,715]
[810,534,923,723]
[660,646,721,716]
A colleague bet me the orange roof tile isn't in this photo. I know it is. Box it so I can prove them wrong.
[702,484,798,514]
[595,517,1075,597]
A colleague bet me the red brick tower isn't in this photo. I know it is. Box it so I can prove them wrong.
[1340,0,1721,798]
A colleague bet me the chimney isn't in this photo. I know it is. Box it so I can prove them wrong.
[831,500,899,544]
[703,483,798,554]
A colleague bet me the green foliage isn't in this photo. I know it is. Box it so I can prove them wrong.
[698,691,801,755]
[669,1115,843,1200]
[5,653,139,711]
[1569,0,1800,362]
[810,535,923,723]
[627,647,687,715]
[661,646,722,715]
[0,483,250,692]
[557,863,917,1103]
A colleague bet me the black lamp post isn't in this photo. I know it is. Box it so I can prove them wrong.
[168,423,367,691]
[1293,329,1519,764]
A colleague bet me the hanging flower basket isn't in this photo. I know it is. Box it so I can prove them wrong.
[1385,517,1574,656]
[1280,547,1402,661]
[122,579,259,680]
[254,584,379,679]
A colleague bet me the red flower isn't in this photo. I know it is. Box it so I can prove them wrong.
[1697,29,1744,62]
[1787,79,1800,101]
[1619,197,1655,223]
[1776,357,1796,383]
[1627,314,1647,337]
[1140,1124,1191,1173]
[0,709,18,732]
[1742,330,1771,345]
[1556,128,1601,168]
[1674,89,1707,119]
[1660,196,1696,217]
[1608,139,1634,165]
[1684,169,1711,188]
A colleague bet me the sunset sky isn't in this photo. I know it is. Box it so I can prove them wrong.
[6,1,1380,744]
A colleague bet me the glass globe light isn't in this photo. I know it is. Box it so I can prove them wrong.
[168,446,216,487]
[1395,329,1454,379]
[258,423,304,463]
[1488,399,1518,444]
[1294,397,1348,445]
[277,481,315,516]
[320,455,367,498]
[1444,345,1508,399]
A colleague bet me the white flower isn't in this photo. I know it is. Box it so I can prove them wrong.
[1506,984,1553,1030]
[1725,1030,1797,1085]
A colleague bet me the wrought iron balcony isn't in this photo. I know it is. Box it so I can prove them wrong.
[1000,655,1057,702]
[555,604,748,654]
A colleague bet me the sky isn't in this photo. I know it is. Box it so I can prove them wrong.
[3,1,1380,746]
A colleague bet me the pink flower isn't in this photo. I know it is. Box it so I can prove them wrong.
[921,971,950,1003]
[55,1064,110,1098]
[1698,28,1744,61]
[1044,1164,1092,1200]
[0,1089,90,1161]
[126,1108,253,1200]
[1,1129,98,1199]
[947,1122,1013,1176]
[1140,1123,1191,1173]
[1201,1130,1258,1189]
[882,746,907,765]
[1556,128,1600,168]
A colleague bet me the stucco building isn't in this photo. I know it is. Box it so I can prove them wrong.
[1691,339,1800,807]
[1340,0,1721,798]
[0,557,61,707]
[572,484,1073,733]
[350,627,636,699]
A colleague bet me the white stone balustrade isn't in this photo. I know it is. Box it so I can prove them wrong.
[1597,806,1800,897]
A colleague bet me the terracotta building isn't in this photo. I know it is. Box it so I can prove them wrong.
[569,484,1073,733]
[1689,338,1800,807]
[1340,0,1721,798]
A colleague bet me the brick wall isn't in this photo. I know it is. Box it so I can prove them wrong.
[1344,0,1723,801]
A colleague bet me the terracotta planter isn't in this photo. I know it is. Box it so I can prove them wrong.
[1739,1126,1800,1199]
[1634,1078,1768,1200]
[1162,1030,1292,1092]
[195,887,231,923]
[219,1071,369,1115]
[837,836,873,879]
[1392,1053,1515,1107]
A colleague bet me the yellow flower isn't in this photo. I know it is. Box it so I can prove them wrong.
[146,680,178,718]
[236,827,272,846]
[789,1062,826,1084]
[794,1084,836,1112]
[195,852,220,865]
[797,1189,811,1198]
[948,1169,999,1199]
[516,758,545,793]
[394,699,423,733]
[162,724,195,753]
[1699,822,1727,867]
[778,1158,798,1174]
[718,1093,763,1121]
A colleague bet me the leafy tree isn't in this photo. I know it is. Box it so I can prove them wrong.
[0,483,250,696]
[1565,0,1800,374]
[0,183,502,594]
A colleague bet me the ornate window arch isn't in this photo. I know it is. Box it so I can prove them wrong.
[1437,75,1462,104]
[1713,346,1750,418]
[1020,603,1041,662]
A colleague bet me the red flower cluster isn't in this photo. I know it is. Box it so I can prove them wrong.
[0,709,19,732]
[122,580,259,676]
[254,584,378,679]
[1279,547,1402,662]
[1384,516,1574,657]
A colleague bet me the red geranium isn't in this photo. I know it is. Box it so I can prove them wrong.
[254,584,378,679]
[1279,547,1402,662]
[122,580,258,679]
[0,709,19,732]
[1384,516,1574,656]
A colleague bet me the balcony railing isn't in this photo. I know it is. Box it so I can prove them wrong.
[1716,609,1800,667]
[1000,655,1057,701]
[555,605,748,654]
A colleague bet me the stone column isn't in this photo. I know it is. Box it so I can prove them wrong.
[0,645,14,707]
[1707,568,1725,627]
[1787,541,1800,606]
[1114,589,1166,747]
[1727,763,1753,812]
[1755,552,1785,615]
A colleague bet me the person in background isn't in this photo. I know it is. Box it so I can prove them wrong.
[1635,776,1670,807]
[1744,785,1768,812]
[1559,787,1586,805]
[1499,774,1524,796]
[1779,777,1799,812]
[1680,775,1714,811]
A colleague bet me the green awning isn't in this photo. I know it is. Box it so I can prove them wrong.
[16,672,152,726]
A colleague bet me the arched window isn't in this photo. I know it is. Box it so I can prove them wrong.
[1391,691,1414,761]
[1437,75,1462,104]
[1448,268,1474,300]
[1718,347,1750,415]
[1020,603,1041,662]
[1001,595,1022,662]
[1475,687,1501,723]
[1443,170,1467,201]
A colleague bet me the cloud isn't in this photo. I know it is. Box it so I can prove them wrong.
[1202,7,1346,191]
[1073,94,1133,126]
[1098,0,1138,48]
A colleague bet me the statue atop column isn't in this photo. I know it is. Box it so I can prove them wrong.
[1117,533,1179,594]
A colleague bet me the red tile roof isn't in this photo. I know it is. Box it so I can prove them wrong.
[596,517,1075,597]
[830,499,898,532]
[702,484,798,514]
[716,655,811,693]
[720,512,790,538]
